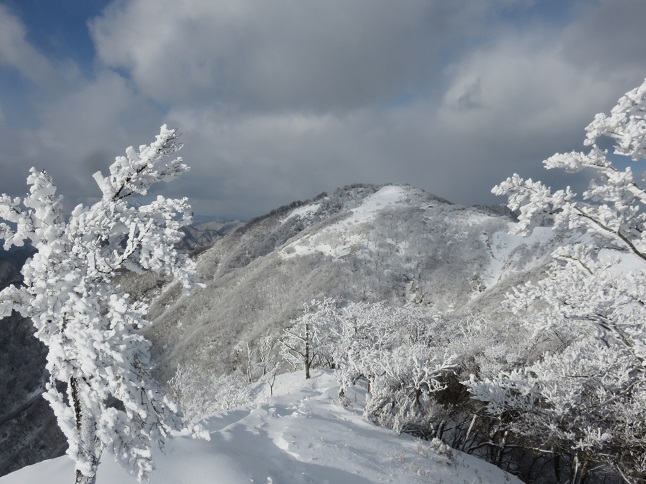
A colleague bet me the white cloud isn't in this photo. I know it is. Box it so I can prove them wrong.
[0,5,58,85]
[440,33,615,137]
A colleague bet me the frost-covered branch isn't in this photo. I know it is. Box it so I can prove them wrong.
[479,78,646,482]
[0,126,204,484]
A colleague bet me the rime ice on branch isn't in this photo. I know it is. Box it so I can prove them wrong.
[492,78,646,359]
[0,126,206,484]
[469,79,646,482]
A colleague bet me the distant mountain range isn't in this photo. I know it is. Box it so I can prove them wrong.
[178,219,246,253]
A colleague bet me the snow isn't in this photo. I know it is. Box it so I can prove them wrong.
[280,186,411,259]
[281,203,321,223]
[481,224,556,286]
[1,371,521,484]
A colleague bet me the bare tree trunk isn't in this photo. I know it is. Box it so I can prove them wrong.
[268,373,276,397]
[435,419,446,440]
[462,414,477,451]
[70,377,100,484]
[494,430,508,467]
[570,452,590,484]
[304,323,311,380]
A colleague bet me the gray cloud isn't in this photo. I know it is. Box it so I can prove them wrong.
[0,0,644,220]
[0,70,162,212]
[90,0,491,113]
[562,0,646,77]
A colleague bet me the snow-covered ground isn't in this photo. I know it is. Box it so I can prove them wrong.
[1,371,521,483]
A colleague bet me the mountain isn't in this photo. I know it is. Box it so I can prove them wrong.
[145,183,561,382]
[177,219,246,253]
[0,183,566,480]
[0,371,521,484]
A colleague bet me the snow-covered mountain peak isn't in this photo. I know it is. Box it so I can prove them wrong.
[280,185,422,260]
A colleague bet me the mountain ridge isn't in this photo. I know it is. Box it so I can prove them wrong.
[146,183,560,383]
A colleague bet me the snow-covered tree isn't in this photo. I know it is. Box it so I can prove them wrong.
[492,78,646,361]
[471,79,646,482]
[468,337,645,483]
[241,335,280,394]
[329,302,455,436]
[0,126,206,484]
[333,301,422,395]
[256,335,280,396]
[279,298,338,379]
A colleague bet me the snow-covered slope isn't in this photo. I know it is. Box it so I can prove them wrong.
[147,184,560,381]
[0,371,521,484]
[0,246,67,477]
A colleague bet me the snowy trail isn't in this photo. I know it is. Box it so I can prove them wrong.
[1,371,521,483]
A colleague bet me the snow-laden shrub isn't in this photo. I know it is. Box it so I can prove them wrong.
[167,363,251,422]
[287,300,458,436]
[364,342,454,435]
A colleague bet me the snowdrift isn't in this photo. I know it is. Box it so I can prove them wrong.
[0,371,521,484]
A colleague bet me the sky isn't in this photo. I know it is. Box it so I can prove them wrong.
[0,0,644,220]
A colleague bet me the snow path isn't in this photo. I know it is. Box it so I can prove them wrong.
[1,371,521,483]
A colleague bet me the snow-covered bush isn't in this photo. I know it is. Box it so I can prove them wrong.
[0,126,205,484]
[167,363,251,422]
[366,342,455,435]
[318,301,456,437]
[468,337,645,482]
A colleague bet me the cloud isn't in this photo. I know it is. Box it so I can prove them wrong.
[0,70,163,212]
[160,9,646,219]
[90,0,491,113]
[0,5,58,85]
[1,0,645,221]
[562,0,646,79]
[30,71,164,200]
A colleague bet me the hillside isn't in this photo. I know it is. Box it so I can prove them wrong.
[146,183,560,382]
[0,371,521,484]
[0,246,67,476]
[0,183,570,481]
[178,219,246,253]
